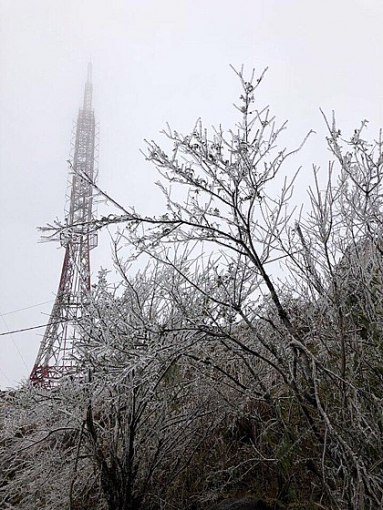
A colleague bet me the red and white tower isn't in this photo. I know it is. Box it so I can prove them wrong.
[30,64,98,386]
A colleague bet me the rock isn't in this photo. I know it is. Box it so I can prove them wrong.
[212,497,273,510]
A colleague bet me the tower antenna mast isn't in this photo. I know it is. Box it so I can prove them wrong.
[30,64,98,386]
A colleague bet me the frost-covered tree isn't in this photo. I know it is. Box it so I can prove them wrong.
[0,384,99,510]
[6,67,383,509]
[77,68,383,508]
[74,264,230,510]
[1,265,232,510]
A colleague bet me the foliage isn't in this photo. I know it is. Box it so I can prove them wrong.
[3,67,383,509]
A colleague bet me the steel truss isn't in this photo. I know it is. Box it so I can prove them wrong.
[30,64,98,386]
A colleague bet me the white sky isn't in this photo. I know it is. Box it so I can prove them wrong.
[1,0,383,388]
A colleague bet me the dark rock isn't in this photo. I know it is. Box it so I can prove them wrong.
[212,497,273,510]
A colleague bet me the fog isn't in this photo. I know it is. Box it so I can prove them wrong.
[1,0,383,388]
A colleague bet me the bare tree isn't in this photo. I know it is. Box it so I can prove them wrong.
[9,67,383,509]
[85,69,383,508]
[73,264,228,510]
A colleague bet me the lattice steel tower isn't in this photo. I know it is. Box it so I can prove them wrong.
[30,64,98,386]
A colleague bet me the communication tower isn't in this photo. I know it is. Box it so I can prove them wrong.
[30,64,98,386]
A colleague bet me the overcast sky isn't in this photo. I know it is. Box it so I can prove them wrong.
[1,0,383,388]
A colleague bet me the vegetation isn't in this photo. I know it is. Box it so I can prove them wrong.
[2,67,383,509]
